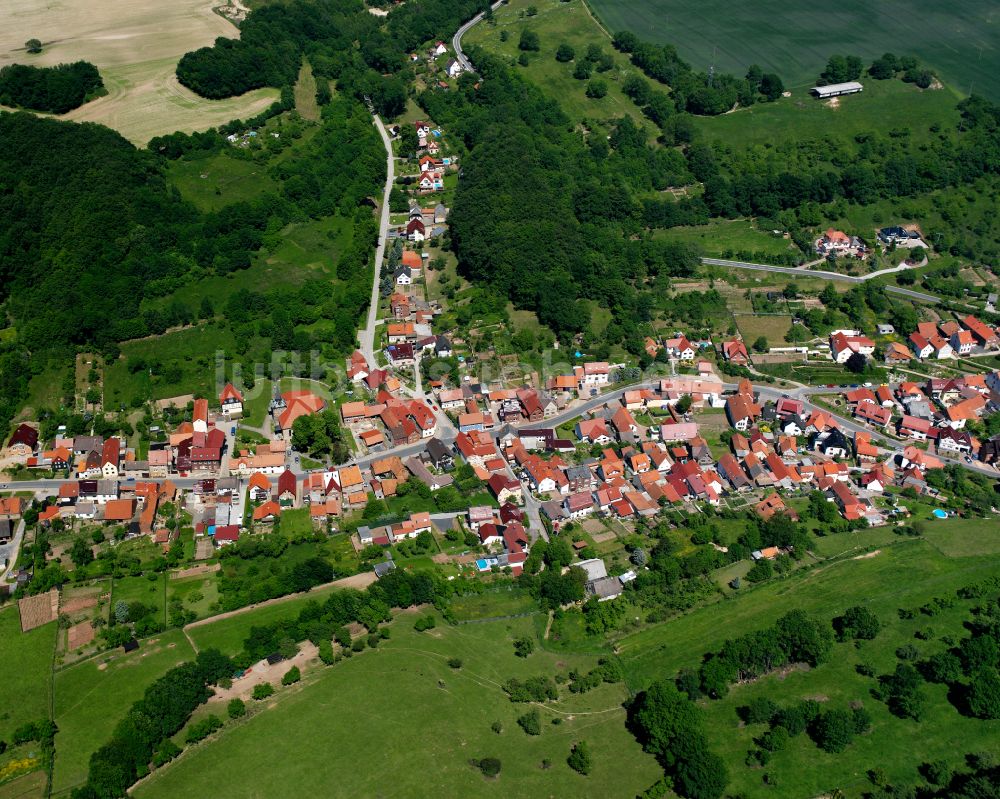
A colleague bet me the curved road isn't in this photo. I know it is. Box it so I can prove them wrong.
[452,0,505,71]
[359,115,396,367]
[701,258,944,304]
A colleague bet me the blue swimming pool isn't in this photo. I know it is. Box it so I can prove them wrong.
[476,559,490,570]
[932,509,948,519]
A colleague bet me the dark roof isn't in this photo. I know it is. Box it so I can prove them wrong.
[8,424,38,449]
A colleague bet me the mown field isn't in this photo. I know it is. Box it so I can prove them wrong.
[585,0,1000,99]
[51,629,197,797]
[0,0,278,144]
[134,613,662,799]
[0,608,55,743]
[693,78,962,149]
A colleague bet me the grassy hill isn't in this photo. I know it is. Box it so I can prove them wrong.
[585,0,1000,99]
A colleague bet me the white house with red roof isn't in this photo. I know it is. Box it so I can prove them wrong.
[830,331,875,363]
[219,383,243,417]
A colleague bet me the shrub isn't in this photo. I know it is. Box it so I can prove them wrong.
[513,637,534,658]
[567,741,593,775]
[152,740,180,767]
[740,697,778,725]
[759,725,789,752]
[476,757,502,777]
[834,606,881,641]
[252,682,275,700]
[414,614,436,632]
[517,710,541,736]
[227,698,246,719]
[585,79,608,99]
[555,44,575,62]
[281,666,301,686]
[448,657,463,669]
[185,714,222,744]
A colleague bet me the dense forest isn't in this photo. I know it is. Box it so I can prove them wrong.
[0,61,103,113]
[0,97,384,431]
[176,0,484,115]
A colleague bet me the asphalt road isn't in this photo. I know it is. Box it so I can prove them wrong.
[701,258,944,304]
[452,0,505,71]
[359,115,395,367]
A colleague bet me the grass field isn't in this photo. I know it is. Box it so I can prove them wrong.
[449,588,541,621]
[656,220,796,259]
[51,629,196,796]
[167,573,221,621]
[0,608,55,743]
[134,613,662,799]
[111,574,167,628]
[167,154,281,213]
[616,539,998,688]
[463,0,651,137]
[694,78,962,149]
[0,0,278,144]
[702,592,1000,797]
[293,61,320,122]
[734,314,794,346]
[920,517,1000,558]
[185,582,348,656]
[585,0,1000,100]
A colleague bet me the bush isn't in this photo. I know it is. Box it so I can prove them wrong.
[227,698,246,719]
[740,697,778,725]
[518,31,540,52]
[281,666,301,686]
[834,605,881,641]
[476,757,502,777]
[152,740,180,768]
[414,614,436,632]
[517,710,541,736]
[185,714,222,744]
[759,725,789,752]
[585,79,608,99]
[252,682,275,700]
[513,637,534,658]
[448,657,463,669]
[318,640,335,665]
[555,43,575,62]
[567,740,593,775]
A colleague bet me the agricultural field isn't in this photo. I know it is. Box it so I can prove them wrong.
[133,613,662,799]
[51,629,197,797]
[0,0,278,144]
[0,608,55,743]
[585,0,1000,99]
[463,0,651,137]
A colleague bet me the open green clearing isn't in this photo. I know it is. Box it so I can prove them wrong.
[655,220,795,259]
[449,587,541,621]
[134,613,662,799]
[586,0,1000,99]
[464,0,650,136]
[694,78,961,149]
[734,314,794,346]
[617,539,997,686]
[51,629,196,797]
[702,593,1000,797]
[920,517,1000,558]
[0,609,55,743]
[185,582,347,656]
[167,574,221,621]
[166,153,280,213]
[110,574,167,628]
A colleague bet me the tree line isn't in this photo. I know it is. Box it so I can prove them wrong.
[0,61,103,113]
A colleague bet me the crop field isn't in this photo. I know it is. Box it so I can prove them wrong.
[0,607,55,743]
[51,629,196,796]
[585,0,1000,100]
[463,0,652,137]
[134,613,662,799]
[0,0,278,144]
